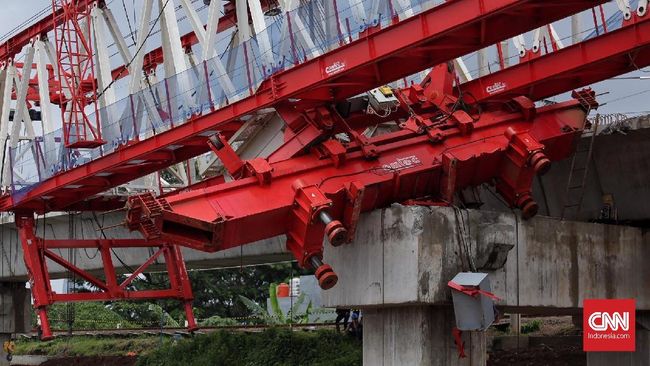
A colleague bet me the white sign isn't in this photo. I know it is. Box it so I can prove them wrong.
[486,81,507,95]
[382,155,422,171]
[325,61,346,76]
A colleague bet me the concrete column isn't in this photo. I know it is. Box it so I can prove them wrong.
[509,314,521,335]
[0,282,31,366]
[587,312,650,366]
[0,333,8,366]
[0,283,31,334]
[363,305,485,366]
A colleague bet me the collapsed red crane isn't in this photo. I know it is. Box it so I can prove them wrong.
[124,65,597,291]
[18,63,596,339]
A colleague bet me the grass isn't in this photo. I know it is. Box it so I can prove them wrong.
[15,336,160,357]
[521,319,542,334]
[14,329,362,366]
[136,329,362,366]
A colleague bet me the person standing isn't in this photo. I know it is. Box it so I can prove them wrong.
[335,308,350,332]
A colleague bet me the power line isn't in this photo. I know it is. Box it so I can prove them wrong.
[604,89,650,104]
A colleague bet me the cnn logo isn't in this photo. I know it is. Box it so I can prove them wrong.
[587,312,629,331]
[583,299,635,352]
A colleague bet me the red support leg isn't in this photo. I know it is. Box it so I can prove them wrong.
[163,245,198,332]
[37,309,53,341]
[16,212,199,337]
[16,215,54,340]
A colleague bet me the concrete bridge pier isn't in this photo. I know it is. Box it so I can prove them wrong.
[0,282,30,366]
[322,205,649,366]
[363,305,485,365]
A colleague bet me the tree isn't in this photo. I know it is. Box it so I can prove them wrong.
[123,262,310,322]
[58,262,311,326]
[44,302,132,330]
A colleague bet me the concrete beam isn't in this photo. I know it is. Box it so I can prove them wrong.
[0,111,291,281]
[322,205,648,365]
[322,205,649,311]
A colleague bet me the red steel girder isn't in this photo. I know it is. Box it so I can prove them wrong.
[1,1,280,105]
[0,0,277,63]
[125,94,593,289]
[461,13,650,103]
[0,0,607,213]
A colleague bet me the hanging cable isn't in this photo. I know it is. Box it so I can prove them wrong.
[452,206,476,272]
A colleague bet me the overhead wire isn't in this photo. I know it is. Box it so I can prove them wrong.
[603,89,650,105]
[120,0,161,132]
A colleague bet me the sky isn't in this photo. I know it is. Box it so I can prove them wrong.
[0,0,647,118]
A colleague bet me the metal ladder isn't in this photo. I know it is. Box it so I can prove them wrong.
[560,114,601,220]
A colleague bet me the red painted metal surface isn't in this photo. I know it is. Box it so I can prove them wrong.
[16,215,197,340]
[111,0,280,79]
[0,0,608,213]
[123,66,597,290]
[461,13,650,103]
[0,1,279,107]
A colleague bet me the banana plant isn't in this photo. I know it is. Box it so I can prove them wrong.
[238,283,314,324]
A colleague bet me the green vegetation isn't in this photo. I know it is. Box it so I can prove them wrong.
[136,329,362,366]
[15,336,159,357]
[521,319,542,334]
[36,302,181,330]
[53,263,311,330]
[140,263,311,321]
[44,302,134,330]
[237,283,320,325]
[16,330,362,365]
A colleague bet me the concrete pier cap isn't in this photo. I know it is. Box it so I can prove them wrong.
[321,204,649,365]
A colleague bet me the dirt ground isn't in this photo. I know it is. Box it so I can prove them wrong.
[488,316,585,366]
[15,356,137,366]
[488,345,585,366]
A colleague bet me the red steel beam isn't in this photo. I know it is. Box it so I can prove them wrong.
[1,0,607,213]
[51,289,179,302]
[44,238,162,248]
[461,14,650,103]
[0,0,277,65]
